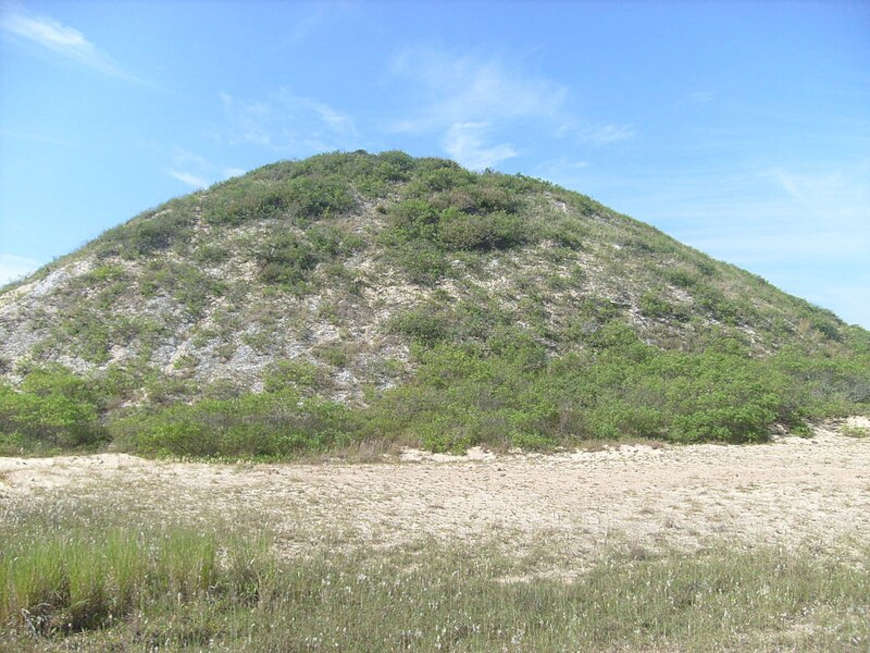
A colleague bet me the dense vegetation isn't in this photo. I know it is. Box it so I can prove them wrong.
[2,333,868,458]
[1,150,868,457]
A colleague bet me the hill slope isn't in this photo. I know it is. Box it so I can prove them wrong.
[1,151,868,455]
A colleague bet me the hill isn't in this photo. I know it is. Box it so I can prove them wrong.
[1,151,868,457]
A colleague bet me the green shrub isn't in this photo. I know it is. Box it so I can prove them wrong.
[307,224,366,258]
[639,291,689,321]
[256,225,364,291]
[286,175,355,220]
[540,216,587,249]
[257,234,318,288]
[202,173,354,227]
[96,206,194,258]
[389,242,450,285]
[112,390,361,459]
[262,359,324,394]
[438,209,527,251]
[0,367,107,452]
[665,268,698,289]
[389,304,452,345]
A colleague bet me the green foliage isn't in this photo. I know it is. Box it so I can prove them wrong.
[95,200,195,259]
[377,164,533,283]
[286,175,355,220]
[201,167,355,227]
[307,223,365,257]
[193,243,229,266]
[368,326,868,450]
[139,261,226,319]
[639,290,689,321]
[111,390,361,459]
[0,367,106,453]
[256,223,364,291]
[75,263,126,286]
[0,523,274,637]
[389,242,450,285]
[389,303,452,345]
[262,359,324,394]
[540,215,588,249]
[693,285,745,324]
[257,234,318,288]
[438,209,527,251]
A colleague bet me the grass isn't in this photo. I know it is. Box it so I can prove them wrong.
[1,500,867,651]
[842,425,870,438]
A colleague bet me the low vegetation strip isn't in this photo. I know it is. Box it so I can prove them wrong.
[2,336,868,458]
[1,511,867,651]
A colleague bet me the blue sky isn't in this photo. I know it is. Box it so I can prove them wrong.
[1,1,868,327]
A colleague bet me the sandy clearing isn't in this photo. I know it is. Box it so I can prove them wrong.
[2,420,869,560]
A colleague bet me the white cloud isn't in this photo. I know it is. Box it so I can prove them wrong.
[443,122,516,171]
[574,123,635,145]
[0,253,41,286]
[764,165,870,225]
[165,149,246,189]
[219,90,355,152]
[1,10,134,80]
[168,169,209,189]
[390,49,566,133]
[389,48,633,166]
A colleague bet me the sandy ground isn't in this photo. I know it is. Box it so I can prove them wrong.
[2,418,869,563]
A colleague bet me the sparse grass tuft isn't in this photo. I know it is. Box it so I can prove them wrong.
[842,424,870,438]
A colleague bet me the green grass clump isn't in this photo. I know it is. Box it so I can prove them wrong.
[0,524,274,640]
[842,425,870,438]
[93,197,198,259]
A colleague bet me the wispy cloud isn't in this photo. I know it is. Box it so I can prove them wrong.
[609,161,870,327]
[572,123,635,145]
[764,165,870,225]
[218,89,356,153]
[389,48,633,169]
[168,170,209,189]
[391,49,566,131]
[165,148,245,189]
[443,122,517,171]
[0,253,41,286]
[0,9,136,81]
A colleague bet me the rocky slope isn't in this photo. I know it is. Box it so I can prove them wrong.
[2,151,863,408]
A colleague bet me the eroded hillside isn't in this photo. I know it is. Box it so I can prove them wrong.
[1,152,859,400]
[1,151,868,456]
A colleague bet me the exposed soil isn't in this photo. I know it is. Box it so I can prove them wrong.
[2,418,869,566]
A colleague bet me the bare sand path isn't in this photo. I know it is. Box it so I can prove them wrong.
[2,419,869,562]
